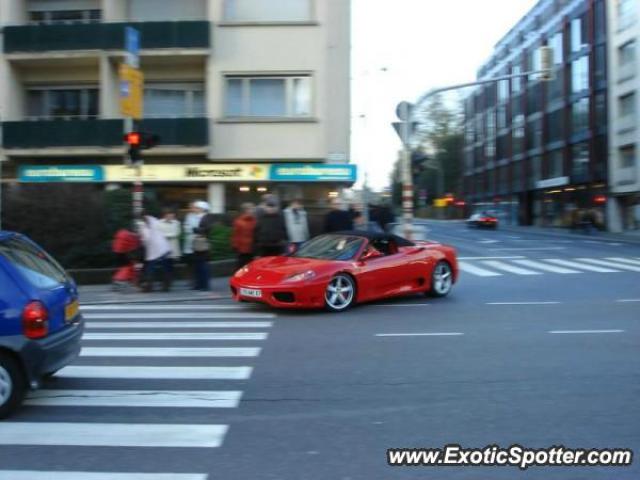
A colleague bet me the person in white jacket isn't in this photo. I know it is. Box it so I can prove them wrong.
[137,214,173,292]
[158,207,182,260]
[283,198,310,246]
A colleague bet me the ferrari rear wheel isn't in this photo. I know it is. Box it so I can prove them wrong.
[429,261,453,297]
[325,274,356,312]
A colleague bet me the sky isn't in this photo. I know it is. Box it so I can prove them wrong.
[350,0,538,190]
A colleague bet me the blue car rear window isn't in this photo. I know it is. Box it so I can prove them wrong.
[0,237,68,289]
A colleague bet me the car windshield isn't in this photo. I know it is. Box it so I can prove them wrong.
[0,236,69,289]
[292,235,364,261]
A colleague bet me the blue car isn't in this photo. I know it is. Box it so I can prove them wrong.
[0,231,83,418]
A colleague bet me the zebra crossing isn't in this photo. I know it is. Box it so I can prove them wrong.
[0,302,272,480]
[459,256,640,277]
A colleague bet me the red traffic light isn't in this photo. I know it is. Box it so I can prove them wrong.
[594,195,607,205]
[124,132,141,146]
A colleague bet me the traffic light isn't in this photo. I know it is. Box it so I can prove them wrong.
[123,131,160,165]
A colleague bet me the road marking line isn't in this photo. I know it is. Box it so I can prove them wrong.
[616,299,640,303]
[458,256,525,260]
[478,239,500,244]
[511,259,579,274]
[488,247,566,251]
[81,347,261,357]
[375,333,464,337]
[543,259,620,273]
[576,258,640,272]
[86,321,273,329]
[56,366,252,380]
[0,423,228,448]
[481,260,541,275]
[375,304,430,307]
[605,257,640,267]
[25,390,243,408]
[549,330,624,334]
[83,332,267,340]
[0,472,208,480]
[486,302,560,305]
[458,261,502,277]
[84,313,275,319]
[82,304,248,311]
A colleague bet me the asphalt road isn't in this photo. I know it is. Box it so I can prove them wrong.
[1,221,639,480]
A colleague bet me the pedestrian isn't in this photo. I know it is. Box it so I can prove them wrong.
[191,201,216,291]
[254,200,287,257]
[137,214,173,292]
[324,198,354,232]
[183,201,206,288]
[158,207,181,268]
[283,198,310,247]
[231,202,257,270]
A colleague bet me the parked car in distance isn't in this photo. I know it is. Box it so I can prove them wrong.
[467,211,499,229]
[230,231,458,312]
[0,231,83,419]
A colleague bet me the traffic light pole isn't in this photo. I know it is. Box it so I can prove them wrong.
[124,117,144,220]
[399,102,414,240]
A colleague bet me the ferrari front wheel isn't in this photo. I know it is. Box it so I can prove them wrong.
[429,261,453,297]
[325,274,356,312]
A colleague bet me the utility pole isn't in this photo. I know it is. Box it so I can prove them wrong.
[395,101,415,239]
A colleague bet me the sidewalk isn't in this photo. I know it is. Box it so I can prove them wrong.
[79,278,232,305]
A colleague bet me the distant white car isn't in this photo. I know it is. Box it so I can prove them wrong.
[467,212,499,229]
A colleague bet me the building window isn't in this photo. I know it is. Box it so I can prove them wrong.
[531,155,542,183]
[571,97,590,134]
[512,114,525,154]
[512,161,522,192]
[27,87,98,119]
[223,0,312,22]
[594,45,606,85]
[547,109,565,143]
[594,0,606,41]
[224,75,312,118]
[497,105,508,130]
[29,9,101,24]
[617,0,636,30]
[619,93,636,118]
[570,16,587,52]
[498,79,509,104]
[619,40,636,66]
[548,149,564,177]
[526,117,543,151]
[511,65,522,94]
[550,31,564,65]
[144,83,205,118]
[619,145,636,168]
[571,55,589,93]
[571,142,590,177]
[595,92,607,127]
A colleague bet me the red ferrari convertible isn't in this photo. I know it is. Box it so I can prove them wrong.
[230,231,458,312]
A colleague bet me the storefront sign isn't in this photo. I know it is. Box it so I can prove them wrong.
[104,164,269,182]
[269,163,356,182]
[19,165,104,182]
[536,176,569,189]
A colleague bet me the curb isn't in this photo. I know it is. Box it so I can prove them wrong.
[81,294,233,306]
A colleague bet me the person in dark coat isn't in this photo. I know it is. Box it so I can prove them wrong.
[231,202,257,269]
[324,198,354,233]
[254,201,287,257]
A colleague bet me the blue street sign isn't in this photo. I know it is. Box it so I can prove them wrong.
[125,26,140,68]
[269,164,356,182]
[19,165,104,183]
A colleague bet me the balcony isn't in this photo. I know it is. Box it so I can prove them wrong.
[2,118,208,149]
[3,21,210,54]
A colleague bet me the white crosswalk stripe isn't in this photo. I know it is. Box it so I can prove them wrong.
[458,257,640,276]
[542,258,620,273]
[1,303,273,477]
[480,260,542,275]
[25,390,243,408]
[576,258,640,272]
[458,261,502,277]
[81,347,261,357]
[510,259,580,274]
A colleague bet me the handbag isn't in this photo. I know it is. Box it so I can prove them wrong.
[192,234,210,252]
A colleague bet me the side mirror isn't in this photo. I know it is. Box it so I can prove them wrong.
[360,249,383,262]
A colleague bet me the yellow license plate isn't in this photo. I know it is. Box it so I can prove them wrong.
[65,300,79,322]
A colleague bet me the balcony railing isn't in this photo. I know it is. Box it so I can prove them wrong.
[3,21,210,53]
[2,118,208,149]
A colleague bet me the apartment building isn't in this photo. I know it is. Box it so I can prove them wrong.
[462,0,608,228]
[607,0,640,232]
[0,0,352,214]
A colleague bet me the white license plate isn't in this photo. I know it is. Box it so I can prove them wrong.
[240,288,262,298]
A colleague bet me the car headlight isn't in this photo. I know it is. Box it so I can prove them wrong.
[284,270,317,283]
[235,265,250,278]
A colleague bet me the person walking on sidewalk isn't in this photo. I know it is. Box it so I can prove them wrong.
[324,198,353,233]
[158,207,181,276]
[255,200,287,257]
[192,201,220,291]
[183,201,206,288]
[283,198,310,247]
[231,202,257,270]
[137,214,173,292]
